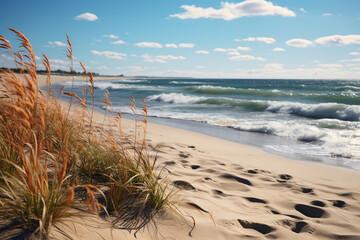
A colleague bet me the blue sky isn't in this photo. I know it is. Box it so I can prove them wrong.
[1,0,360,79]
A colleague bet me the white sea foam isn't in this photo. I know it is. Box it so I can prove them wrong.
[147,93,205,104]
[93,82,164,91]
[266,101,360,121]
[170,81,205,84]
[195,85,236,90]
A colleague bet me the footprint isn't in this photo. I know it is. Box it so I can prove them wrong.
[164,161,176,166]
[213,189,224,196]
[220,174,252,186]
[301,187,313,194]
[247,169,258,174]
[238,219,275,234]
[179,152,191,158]
[191,165,200,170]
[173,180,196,190]
[245,197,267,204]
[331,200,346,208]
[187,146,195,149]
[279,219,308,233]
[295,204,326,218]
[279,174,293,180]
[311,200,326,207]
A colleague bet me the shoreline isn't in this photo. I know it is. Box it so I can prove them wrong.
[42,75,360,239]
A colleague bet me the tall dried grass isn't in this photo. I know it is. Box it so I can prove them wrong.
[0,29,178,239]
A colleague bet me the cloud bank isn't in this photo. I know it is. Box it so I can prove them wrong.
[170,0,295,20]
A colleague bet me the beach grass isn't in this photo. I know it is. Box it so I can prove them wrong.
[0,29,177,239]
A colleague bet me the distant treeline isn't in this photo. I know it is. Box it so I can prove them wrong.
[0,67,101,76]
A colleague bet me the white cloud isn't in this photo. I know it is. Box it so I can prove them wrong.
[103,34,119,39]
[237,37,276,44]
[227,51,240,55]
[229,54,265,61]
[145,59,167,63]
[273,47,285,51]
[91,50,126,60]
[170,0,295,20]
[318,64,342,68]
[299,8,306,13]
[112,40,126,45]
[165,43,178,48]
[48,41,67,47]
[286,38,314,47]
[195,66,205,69]
[75,12,98,21]
[314,35,360,46]
[350,52,360,55]
[340,58,360,62]
[195,50,210,54]
[179,43,195,48]
[141,53,186,63]
[214,48,232,52]
[322,13,333,17]
[134,42,163,48]
[237,46,251,51]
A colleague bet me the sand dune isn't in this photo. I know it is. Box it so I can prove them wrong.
[45,76,360,239]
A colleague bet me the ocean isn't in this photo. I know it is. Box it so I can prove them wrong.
[56,78,360,171]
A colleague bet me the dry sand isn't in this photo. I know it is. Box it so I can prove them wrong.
[42,75,360,239]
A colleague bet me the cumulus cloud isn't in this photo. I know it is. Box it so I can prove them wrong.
[179,43,195,48]
[229,54,265,61]
[91,50,126,60]
[170,0,295,20]
[165,43,178,48]
[112,40,126,45]
[318,64,342,68]
[134,42,163,48]
[214,46,250,52]
[286,38,314,47]
[103,34,118,39]
[195,50,210,54]
[350,52,360,55]
[314,35,360,46]
[214,48,231,52]
[227,51,240,55]
[75,12,98,21]
[236,37,276,44]
[273,47,285,51]
[141,53,185,63]
[48,41,67,47]
[237,46,251,51]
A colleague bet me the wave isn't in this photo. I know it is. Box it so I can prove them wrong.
[147,93,360,121]
[266,102,360,121]
[170,81,205,84]
[147,93,205,104]
[187,85,291,98]
[93,82,164,91]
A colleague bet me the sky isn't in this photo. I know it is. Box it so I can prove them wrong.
[0,0,360,79]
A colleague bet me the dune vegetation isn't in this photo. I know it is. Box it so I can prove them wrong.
[0,29,178,239]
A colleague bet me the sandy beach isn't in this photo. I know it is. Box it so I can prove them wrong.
[36,75,360,240]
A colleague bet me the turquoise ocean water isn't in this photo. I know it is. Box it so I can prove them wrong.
[56,78,360,171]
